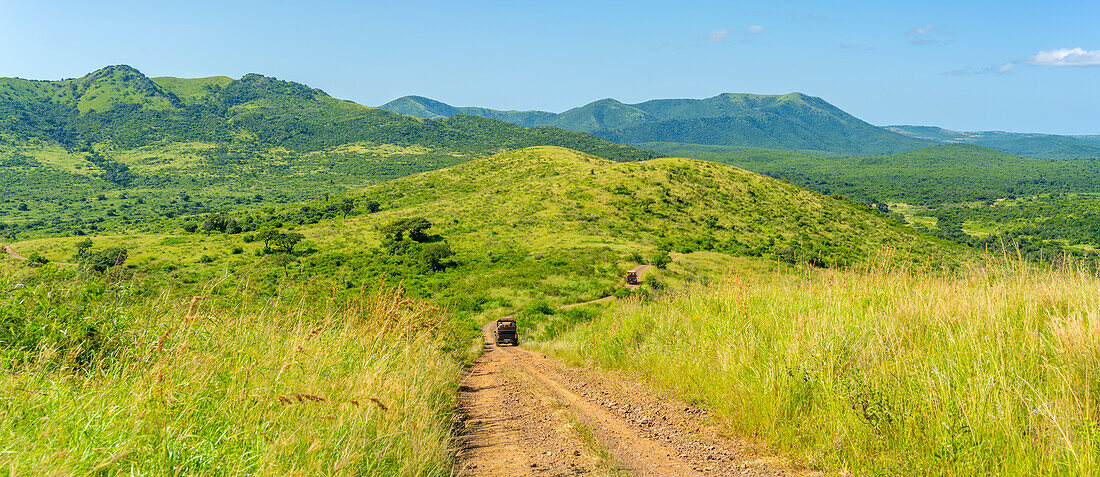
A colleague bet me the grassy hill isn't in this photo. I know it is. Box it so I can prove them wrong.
[380,93,934,156]
[8,146,969,311]
[0,66,659,239]
[886,125,1100,159]
[659,142,1100,258]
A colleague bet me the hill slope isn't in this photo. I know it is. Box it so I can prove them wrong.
[11,146,969,315]
[0,66,659,239]
[380,93,934,155]
[328,146,966,268]
[886,125,1100,159]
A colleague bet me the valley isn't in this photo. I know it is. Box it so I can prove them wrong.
[2,62,1098,476]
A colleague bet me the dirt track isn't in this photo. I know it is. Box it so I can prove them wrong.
[4,245,29,261]
[455,295,815,475]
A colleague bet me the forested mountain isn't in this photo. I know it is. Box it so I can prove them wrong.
[381,93,935,155]
[885,125,1100,159]
[0,65,656,159]
[0,66,658,238]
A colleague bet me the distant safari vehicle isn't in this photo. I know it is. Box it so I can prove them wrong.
[495,317,517,346]
[625,270,639,285]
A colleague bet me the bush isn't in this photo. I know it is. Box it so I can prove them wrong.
[651,250,672,269]
[86,246,128,272]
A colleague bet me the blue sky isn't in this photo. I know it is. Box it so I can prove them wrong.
[1,0,1097,134]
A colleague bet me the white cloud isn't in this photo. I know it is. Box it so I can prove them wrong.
[906,24,951,45]
[747,25,765,34]
[703,29,730,42]
[1025,47,1100,66]
[993,62,1014,73]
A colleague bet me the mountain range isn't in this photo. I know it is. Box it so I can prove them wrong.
[885,125,1100,160]
[381,93,933,156]
[382,94,1100,159]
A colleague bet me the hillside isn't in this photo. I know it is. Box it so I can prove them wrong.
[0,66,659,239]
[886,125,1100,159]
[11,146,969,296]
[380,93,934,155]
[666,142,1100,257]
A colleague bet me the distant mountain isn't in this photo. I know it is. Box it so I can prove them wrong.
[0,65,656,161]
[381,93,935,155]
[885,125,1100,160]
[0,65,658,238]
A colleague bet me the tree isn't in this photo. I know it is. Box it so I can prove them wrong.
[74,238,93,258]
[87,246,128,272]
[419,242,454,271]
[339,198,355,218]
[275,232,304,253]
[364,200,381,213]
[381,217,432,244]
[258,229,280,251]
[651,250,672,269]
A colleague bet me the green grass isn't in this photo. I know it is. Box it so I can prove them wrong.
[0,259,469,475]
[541,259,1100,475]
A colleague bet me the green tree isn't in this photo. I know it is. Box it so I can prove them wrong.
[364,200,382,213]
[87,246,128,272]
[275,232,304,253]
[74,238,93,258]
[651,250,672,269]
[419,242,454,271]
[339,198,355,218]
[258,229,280,251]
[381,217,432,244]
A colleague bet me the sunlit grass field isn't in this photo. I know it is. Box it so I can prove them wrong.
[0,261,469,475]
[543,258,1100,475]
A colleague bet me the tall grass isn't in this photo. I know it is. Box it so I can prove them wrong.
[0,263,464,475]
[543,259,1100,475]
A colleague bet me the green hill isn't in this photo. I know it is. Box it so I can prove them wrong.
[380,93,934,155]
[886,125,1100,159]
[670,142,1100,257]
[12,146,969,293]
[0,66,659,239]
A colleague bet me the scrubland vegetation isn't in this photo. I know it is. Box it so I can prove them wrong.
[0,261,469,475]
[542,257,1100,475]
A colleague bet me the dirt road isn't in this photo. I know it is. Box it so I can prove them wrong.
[455,318,813,476]
[4,245,29,261]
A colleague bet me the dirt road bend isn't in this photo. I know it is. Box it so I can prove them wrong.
[4,245,29,261]
[455,319,814,476]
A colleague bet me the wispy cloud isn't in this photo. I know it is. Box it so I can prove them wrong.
[944,62,1014,76]
[702,25,765,44]
[906,24,951,45]
[1024,47,1100,66]
[703,29,730,42]
[948,47,1100,75]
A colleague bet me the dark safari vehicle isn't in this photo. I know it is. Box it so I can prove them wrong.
[495,317,517,346]
[626,270,639,285]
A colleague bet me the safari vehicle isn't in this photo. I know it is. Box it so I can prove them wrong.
[495,317,517,346]
[625,270,639,285]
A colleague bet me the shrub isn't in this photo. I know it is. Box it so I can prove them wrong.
[86,246,128,272]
